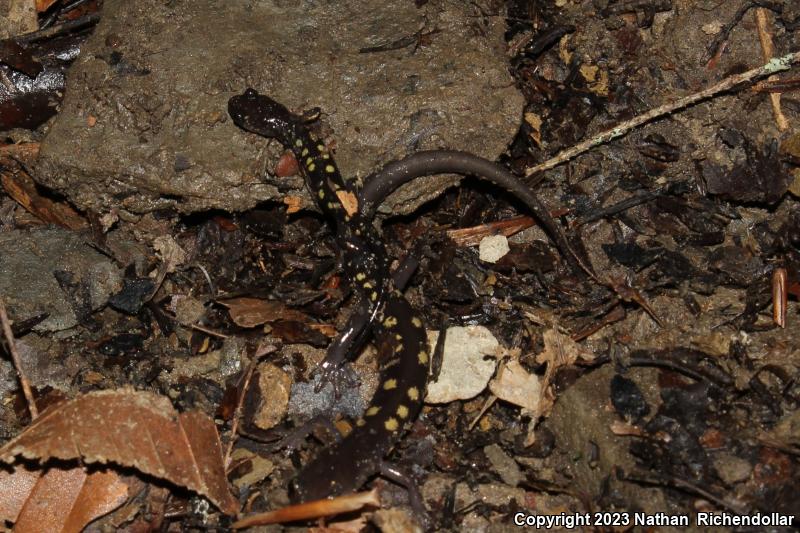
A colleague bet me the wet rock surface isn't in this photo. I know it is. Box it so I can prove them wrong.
[34,0,522,217]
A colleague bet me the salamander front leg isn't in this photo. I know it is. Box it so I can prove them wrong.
[316,255,419,395]
[314,302,372,395]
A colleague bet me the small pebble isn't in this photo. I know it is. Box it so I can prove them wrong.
[478,234,510,263]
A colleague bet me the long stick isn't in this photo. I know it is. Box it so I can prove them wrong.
[0,298,38,419]
[525,51,800,180]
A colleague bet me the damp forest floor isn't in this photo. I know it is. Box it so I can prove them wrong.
[0,1,799,532]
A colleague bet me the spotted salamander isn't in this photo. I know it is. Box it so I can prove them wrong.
[228,89,429,503]
[228,89,595,505]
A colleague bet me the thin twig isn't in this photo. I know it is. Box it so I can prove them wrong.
[0,298,38,419]
[754,8,789,131]
[524,51,800,180]
[190,322,229,339]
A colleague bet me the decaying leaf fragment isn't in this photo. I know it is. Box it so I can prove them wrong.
[0,389,239,515]
[489,359,543,414]
[219,296,310,328]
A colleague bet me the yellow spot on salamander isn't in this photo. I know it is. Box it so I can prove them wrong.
[395,334,402,342]
[322,153,330,159]
[385,417,399,432]
[412,317,423,328]
[396,404,409,419]
[363,281,373,289]
[418,350,429,365]
[325,165,336,173]
[295,139,303,148]
[408,387,419,401]
[308,163,316,172]
[318,189,325,199]
[370,291,378,301]
[383,379,397,390]
[383,316,398,328]
[356,272,366,281]
[395,344,403,353]
[365,406,380,416]
[317,144,325,151]
[301,148,309,157]
[306,157,313,166]
[356,418,366,427]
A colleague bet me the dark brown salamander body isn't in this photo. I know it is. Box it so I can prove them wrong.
[228,89,428,502]
[228,89,592,505]
[360,151,596,279]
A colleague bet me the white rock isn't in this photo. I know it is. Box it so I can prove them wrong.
[425,326,499,403]
[478,235,510,263]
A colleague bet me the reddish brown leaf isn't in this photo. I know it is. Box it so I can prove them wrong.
[0,463,39,523]
[219,297,310,328]
[0,465,128,533]
[35,0,59,11]
[0,389,239,515]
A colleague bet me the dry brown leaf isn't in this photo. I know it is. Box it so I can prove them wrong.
[219,297,310,328]
[524,112,542,147]
[1,170,87,230]
[488,359,543,413]
[0,389,239,515]
[0,465,128,533]
[504,329,596,446]
[0,463,39,523]
[536,328,595,386]
[35,0,59,11]
[152,235,187,274]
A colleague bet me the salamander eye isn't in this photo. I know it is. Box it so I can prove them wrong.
[244,88,259,98]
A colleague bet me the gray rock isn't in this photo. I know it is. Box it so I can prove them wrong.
[35,0,522,216]
[483,443,524,487]
[712,452,753,485]
[0,227,122,332]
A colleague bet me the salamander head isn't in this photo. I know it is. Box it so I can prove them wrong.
[228,88,298,145]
